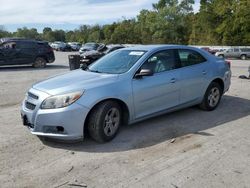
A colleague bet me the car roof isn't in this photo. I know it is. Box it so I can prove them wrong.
[107,44,124,48]
[122,44,196,52]
[0,37,46,44]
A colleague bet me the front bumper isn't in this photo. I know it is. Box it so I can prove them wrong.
[21,88,90,141]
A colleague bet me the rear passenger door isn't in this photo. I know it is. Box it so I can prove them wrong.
[177,49,210,104]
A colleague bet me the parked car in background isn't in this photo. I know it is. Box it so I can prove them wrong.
[215,47,250,60]
[80,44,125,65]
[79,42,99,54]
[62,43,72,52]
[50,41,66,51]
[21,45,231,142]
[68,42,81,51]
[0,38,55,68]
[201,47,218,55]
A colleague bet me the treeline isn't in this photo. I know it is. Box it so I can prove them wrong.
[0,0,249,45]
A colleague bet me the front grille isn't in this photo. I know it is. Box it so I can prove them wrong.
[25,101,36,110]
[28,92,39,100]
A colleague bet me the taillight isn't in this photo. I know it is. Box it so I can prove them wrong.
[225,60,231,69]
[48,47,53,52]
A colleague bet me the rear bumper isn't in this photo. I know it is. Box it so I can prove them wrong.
[47,58,55,63]
[223,70,231,93]
[47,52,55,63]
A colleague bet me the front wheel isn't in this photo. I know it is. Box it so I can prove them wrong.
[200,82,222,111]
[88,101,122,143]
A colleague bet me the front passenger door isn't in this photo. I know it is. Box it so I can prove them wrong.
[0,46,6,65]
[132,50,180,119]
[0,42,18,65]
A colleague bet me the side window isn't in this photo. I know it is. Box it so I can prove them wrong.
[17,41,34,49]
[234,48,239,52]
[3,42,16,49]
[15,42,22,49]
[141,50,177,73]
[178,49,206,67]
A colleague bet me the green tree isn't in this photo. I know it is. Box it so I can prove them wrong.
[88,25,104,42]
[42,27,55,42]
[53,30,66,42]
[144,0,195,44]
[0,25,12,38]
[14,27,40,39]
[189,0,220,45]
[111,19,141,44]
[103,23,118,43]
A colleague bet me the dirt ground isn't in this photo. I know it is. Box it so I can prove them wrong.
[0,52,249,188]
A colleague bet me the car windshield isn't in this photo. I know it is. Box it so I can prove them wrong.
[88,50,146,74]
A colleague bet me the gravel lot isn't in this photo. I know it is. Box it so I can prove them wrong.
[0,52,249,188]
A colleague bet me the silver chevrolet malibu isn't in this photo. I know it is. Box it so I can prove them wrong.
[21,45,231,142]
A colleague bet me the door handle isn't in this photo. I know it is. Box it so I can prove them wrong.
[170,78,176,83]
[202,70,207,75]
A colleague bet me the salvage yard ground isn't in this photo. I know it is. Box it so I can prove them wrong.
[0,52,250,188]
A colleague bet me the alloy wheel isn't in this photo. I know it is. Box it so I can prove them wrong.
[103,108,120,136]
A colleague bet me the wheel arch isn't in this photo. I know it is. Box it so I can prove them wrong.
[35,55,48,63]
[240,54,247,59]
[211,78,224,93]
[84,98,130,136]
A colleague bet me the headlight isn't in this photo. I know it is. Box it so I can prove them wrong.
[41,91,83,109]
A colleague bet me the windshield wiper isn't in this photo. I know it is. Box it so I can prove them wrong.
[89,69,101,73]
[84,66,101,73]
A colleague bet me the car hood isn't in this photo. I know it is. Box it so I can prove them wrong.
[80,50,102,57]
[32,70,119,95]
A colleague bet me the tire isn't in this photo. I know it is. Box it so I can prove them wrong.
[218,54,224,59]
[240,54,247,60]
[88,101,122,143]
[33,57,46,68]
[199,82,222,111]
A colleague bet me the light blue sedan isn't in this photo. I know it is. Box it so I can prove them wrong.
[21,45,231,142]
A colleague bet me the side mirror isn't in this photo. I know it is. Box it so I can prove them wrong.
[135,69,153,79]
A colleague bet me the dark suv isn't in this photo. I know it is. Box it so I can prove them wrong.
[0,38,55,68]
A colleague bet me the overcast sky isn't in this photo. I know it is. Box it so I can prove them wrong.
[0,0,200,32]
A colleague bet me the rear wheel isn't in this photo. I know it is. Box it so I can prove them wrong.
[88,101,121,143]
[200,82,222,111]
[33,57,46,68]
[241,54,247,60]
